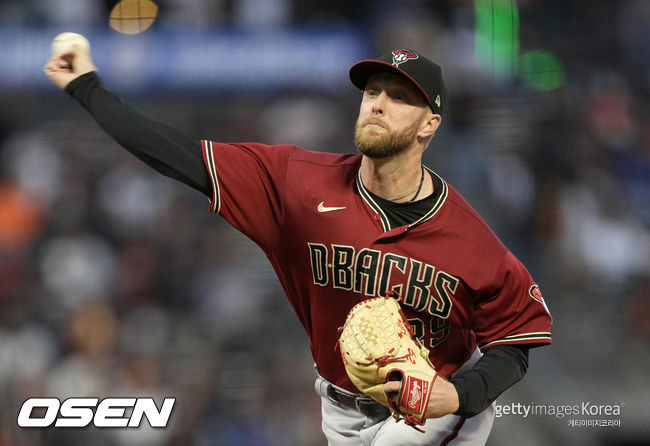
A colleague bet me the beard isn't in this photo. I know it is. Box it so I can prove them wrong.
[353,115,422,159]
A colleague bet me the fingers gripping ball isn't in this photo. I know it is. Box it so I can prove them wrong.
[338,295,438,430]
[51,32,90,57]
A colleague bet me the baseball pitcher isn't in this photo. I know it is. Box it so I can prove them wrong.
[45,43,552,445]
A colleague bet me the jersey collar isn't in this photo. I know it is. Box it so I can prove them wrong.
[355,166,448,232]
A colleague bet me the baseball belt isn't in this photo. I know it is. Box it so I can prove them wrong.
[326,384,391,420]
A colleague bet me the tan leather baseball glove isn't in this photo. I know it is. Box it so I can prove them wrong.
[337,294,438,430]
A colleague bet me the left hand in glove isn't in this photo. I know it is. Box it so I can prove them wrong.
[338,294,440,430]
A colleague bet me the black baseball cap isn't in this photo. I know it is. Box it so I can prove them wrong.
[349,49,445,115]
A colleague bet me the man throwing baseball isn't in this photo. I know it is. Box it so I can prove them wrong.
[45,43,551,445]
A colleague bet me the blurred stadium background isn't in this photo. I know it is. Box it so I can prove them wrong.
[1,1,649,445]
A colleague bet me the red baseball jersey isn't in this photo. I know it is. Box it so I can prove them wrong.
[201,141,552,393]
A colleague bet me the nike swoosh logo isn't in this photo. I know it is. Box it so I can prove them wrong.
[317,201,346,213]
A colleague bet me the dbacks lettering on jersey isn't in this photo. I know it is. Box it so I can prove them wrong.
[308,242,457,319]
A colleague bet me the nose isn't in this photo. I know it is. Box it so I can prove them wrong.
[371,91,387,115]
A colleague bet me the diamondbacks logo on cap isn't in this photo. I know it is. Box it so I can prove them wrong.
[392,49,419,67]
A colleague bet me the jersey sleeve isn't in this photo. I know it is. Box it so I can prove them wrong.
[472,251,552,350]
[201,140,295,252]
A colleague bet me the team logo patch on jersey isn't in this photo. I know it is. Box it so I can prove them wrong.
[392,49,419,67]
[529,284,552,317]
[529,284,544,304]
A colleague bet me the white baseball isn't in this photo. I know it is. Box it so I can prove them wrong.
[51,32,90,56]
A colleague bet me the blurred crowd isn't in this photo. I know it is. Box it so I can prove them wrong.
[1,1,649,445]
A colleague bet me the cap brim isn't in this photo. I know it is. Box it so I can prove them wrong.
[349,60,431,107]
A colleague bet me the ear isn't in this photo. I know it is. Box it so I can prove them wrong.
[418,112,441,139]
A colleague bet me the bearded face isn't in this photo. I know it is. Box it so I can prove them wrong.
[353,114,423,159]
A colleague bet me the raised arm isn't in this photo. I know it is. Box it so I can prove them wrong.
[43,40,210,195]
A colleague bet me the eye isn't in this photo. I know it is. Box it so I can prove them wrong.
[391,90,407,101]
[365,88,379,97]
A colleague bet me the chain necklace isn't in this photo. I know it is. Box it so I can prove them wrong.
[384,165,425,202]
[408,165,425,202]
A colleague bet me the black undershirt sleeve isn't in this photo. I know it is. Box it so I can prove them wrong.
[64,71,210,195]
[449,345,529,417]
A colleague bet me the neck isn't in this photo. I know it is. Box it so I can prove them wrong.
[360,152,431,203]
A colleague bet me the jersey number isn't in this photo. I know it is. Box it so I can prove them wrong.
[408,317,450,349]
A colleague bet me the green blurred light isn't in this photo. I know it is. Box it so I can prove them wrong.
[474,0,519,80]
[519,50,566,91]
